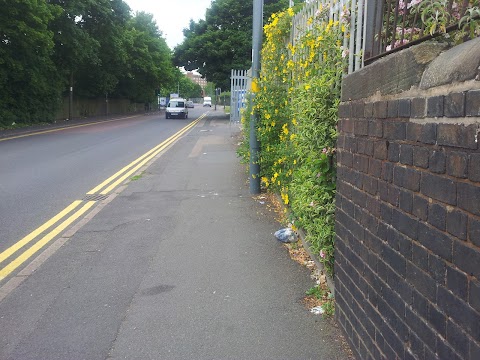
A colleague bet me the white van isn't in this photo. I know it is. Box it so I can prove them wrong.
[203,96,212,107]
[166,98,188,119]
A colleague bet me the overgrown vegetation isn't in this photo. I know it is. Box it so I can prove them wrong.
[238,5,347,276]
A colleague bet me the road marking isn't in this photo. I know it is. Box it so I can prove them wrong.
[0,201,96,281]
[0,115,140,142]
[88,115,204,195]
[0,201,82,265]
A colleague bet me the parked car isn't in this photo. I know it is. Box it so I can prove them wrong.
[203,96,212,107]
[186,100,194,108]
[166,98,188,119]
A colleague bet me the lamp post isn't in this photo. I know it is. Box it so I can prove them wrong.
[249,0,263,194]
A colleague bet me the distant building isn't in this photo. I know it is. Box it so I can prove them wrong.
[185,71,207,95]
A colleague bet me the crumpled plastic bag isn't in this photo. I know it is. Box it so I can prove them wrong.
[311,306,325,315]
[274,228,297,243]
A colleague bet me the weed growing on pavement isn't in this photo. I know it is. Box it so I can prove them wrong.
[306,284,327,299]
[130,172,144,181]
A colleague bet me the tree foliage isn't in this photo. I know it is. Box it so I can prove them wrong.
[173,0,293,90]
[0,0,183,126]
[0,0,61,123]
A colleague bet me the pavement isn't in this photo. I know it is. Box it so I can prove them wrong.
[0,109,353,359]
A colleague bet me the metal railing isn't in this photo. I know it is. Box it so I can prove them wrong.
[230,69,250,123]
[291,0,365,74]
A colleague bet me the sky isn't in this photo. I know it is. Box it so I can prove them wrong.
[125,0,213,49]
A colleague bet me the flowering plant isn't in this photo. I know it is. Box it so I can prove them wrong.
[239,3,346,276]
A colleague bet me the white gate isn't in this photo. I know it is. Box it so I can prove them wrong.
[230,69,250,123]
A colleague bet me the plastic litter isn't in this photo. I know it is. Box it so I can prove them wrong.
[274,228,297,243]
[310,306,325,315]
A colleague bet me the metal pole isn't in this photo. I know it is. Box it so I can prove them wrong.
[69,71,73,120]
[250,0,263,194]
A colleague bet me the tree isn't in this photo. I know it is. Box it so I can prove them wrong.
[116,12,174,103]
[173,0,292,90]
[73,0,132,97]
[0,0,61,125]
[47,0,101,96]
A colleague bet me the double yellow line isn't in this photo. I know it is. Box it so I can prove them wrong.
[0,116,204,281]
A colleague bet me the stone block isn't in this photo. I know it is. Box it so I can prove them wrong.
[429,150,446,173]
[398,99,411,118]
[388,100,399,118]
[466,90,480,117]
[445,92,466,117]
[469,153,480,182]
[446,209,467,240]
[373,101,388,118]
[412,98,426,118]
[457,182,480,216]
[437,124,478,149]
[413,146,430,168]
[421,172,456,205]
[447,152,468,178]
[420,36,480,89]
[427,96,444,117]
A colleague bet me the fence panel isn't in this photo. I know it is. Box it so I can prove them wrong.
[230,69,250,123]
[290,0,366,74]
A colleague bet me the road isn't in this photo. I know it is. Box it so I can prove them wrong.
[0,106,207,282]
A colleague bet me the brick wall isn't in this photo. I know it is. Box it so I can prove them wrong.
[335,40,480,360]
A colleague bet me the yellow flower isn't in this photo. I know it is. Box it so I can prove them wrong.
[251,78,260,93]
[265,113,271,120]
[304,84,311,90]
[261,177,270,187]
[270,121,275,127]
[292,118,297,126]
[290,133,296,141]
[282,123,289,135]
[287,7,294,16]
